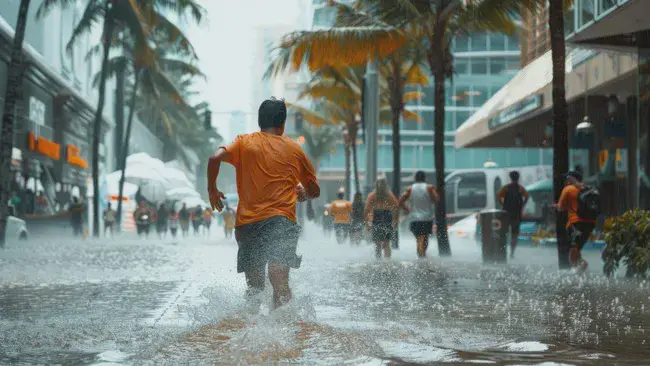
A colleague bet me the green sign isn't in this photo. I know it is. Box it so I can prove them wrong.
[488,94,543,129]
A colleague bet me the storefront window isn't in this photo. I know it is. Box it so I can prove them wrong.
[578,0,596,28]
[471,59,487,75]
[471,33,488,52]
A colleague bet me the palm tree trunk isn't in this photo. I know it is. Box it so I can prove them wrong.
[116,68,142,232]
[391,110,401,196]
[351,125,361,194]
[549,0,570,269]
[429,31,451,256]
[344,140,351,200]
[91,8,115,237]
[0,0,30,248]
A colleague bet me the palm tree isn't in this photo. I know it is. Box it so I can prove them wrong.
[548,0,572,269]
[303,124,339,173]
[0,0,31,248]
[37,0,205,237]
[264,0,538,256]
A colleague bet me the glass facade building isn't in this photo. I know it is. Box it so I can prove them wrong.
[319,32,553,176]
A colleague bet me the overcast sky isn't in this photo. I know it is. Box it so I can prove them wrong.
[189,0,304,135]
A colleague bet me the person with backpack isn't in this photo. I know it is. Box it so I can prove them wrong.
[556,170,599,274]
[497,171,530,258]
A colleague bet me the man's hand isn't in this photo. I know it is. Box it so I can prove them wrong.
[209,188,226,212]
[296,183,308,202]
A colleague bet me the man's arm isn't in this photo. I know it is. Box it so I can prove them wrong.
[427,185,440,203]
[206,149,228,211]
[556,187,568,211]
[398,188,411,212]
[298,151,320,200]
[520,185,530,206]
[496,185,507,207]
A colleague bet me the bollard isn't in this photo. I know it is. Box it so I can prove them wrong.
[479,209,508,264]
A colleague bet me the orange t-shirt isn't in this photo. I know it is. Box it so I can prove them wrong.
[330,199,352,224]
[558,184,597,228]
[220,132,318,227]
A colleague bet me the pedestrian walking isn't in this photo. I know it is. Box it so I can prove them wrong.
[330,190,352,244]
[207,97,320,310]
[179,203,190,237]
[103,202,117,237]
[156,203,169,238]
[399,171,439,258]
[222,203,235,238]
[555,170,599,274]
[169,208,179,238]
[496,171,530,258]
[365,177,399,259]
[202,208,213,237]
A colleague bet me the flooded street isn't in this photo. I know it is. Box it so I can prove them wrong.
[1,225,649,365]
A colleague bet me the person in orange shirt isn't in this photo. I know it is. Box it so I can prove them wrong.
[330,190,353,244]
[207,97,320,310]
[557,170,597,274]
[365,177,399,259]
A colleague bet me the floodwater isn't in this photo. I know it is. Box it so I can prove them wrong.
[0,224,648,365]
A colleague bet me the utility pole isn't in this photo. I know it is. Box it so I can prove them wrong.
[364,60,379,196]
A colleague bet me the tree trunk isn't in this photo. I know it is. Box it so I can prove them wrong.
[549,0,570,269]
[91,9,115,237]
[429,34,451,256]
[351,124,361,194]
[116,68,142,233]
[0,0,31,248]
[391,111,401,196]
[344,139,351,200]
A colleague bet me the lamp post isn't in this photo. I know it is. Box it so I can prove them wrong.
[364,60,379,196]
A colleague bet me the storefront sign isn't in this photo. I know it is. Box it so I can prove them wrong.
[29,96,46,126]
[27,132,60,160]
[488,94,543,129]
[66,144,88,169]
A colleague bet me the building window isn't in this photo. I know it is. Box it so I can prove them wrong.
[456,111,471,129]
[445,110,455,132]
[454,85,470,106]
[578,0,595,28]
[506,58,520,72]
[472,32,488,51]
[507,33,520,51]
[490,57,506,75]
[455,58,469,74]
[490,34,506,51]
[600,0,617,15]
[454,34,470,52]
[565,5,575,35]
[471,86,489,107]
[471,58,487,75]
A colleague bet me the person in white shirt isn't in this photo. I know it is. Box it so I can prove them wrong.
[399,171,439,258]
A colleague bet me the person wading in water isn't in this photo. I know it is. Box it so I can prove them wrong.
[207,97,320,310]
[365,177,399,259]
[399,171,439,258]
[497,171,529,259]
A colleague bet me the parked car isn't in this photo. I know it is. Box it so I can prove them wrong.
[447,214,479,244]
[4,205,29,244]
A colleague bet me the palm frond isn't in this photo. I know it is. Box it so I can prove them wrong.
[36,0,81,19]
[285,102,336,127]
[66,1,105,55]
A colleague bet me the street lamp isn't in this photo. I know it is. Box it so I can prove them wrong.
[575,116,594,133]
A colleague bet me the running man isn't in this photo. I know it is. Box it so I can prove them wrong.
[556,170,598,274]
[207,97,320,310]
[399,171,439,258]
[330,190,353,244]
[497,171,530,258]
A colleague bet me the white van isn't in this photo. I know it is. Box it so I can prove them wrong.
[444,166,551,224]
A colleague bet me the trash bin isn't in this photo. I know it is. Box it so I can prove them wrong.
[479,209,508,263]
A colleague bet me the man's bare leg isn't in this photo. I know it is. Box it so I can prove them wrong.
[416,235,426,258]
[244,264,265,296]
[383,241,391,258]
[268,261,292,309]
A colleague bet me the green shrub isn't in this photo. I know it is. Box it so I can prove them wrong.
[602,209,650,278]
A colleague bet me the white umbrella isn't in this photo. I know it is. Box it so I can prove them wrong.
[163,167,194,189]
[104,177,139,198]
[107,167,169,203]
[126,153,167,177]
[166,187,201,201]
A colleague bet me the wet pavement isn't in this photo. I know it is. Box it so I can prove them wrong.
[0,225,648,365]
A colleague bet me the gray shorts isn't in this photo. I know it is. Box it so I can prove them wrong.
[235,216,302,273]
